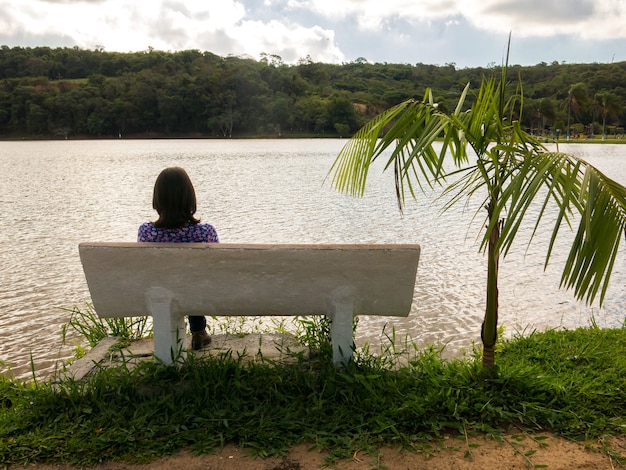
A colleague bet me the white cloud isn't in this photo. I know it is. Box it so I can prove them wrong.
[459,0,626,39]
[287,0,460,30]
[287,0,626,39]
[0,0,625,66]
[0,0,342,61]
[235,20,343,62]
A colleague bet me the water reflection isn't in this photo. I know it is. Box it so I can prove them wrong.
[0,140,624,379]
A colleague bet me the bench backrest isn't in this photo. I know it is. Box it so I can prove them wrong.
[79,242,420,318]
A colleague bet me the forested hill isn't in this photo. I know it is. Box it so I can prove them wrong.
[1,45,625,139]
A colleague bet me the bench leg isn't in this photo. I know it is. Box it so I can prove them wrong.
[146,287,186,365]
[327,287,356,365]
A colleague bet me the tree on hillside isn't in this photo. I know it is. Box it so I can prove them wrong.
[328,43,626,371]
[539,97,556,134]
[566,82,589,138]
[595,91,622,140]
[2,46,626,137]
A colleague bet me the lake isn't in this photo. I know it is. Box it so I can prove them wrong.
[1,139,624,380]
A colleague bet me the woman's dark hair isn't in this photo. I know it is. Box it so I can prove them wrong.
[152,167,200,228]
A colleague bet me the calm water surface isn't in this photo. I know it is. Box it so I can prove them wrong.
[1,139,624,379]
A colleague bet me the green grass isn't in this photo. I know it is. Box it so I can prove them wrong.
[62,303,153,349]
[1,315,626,468]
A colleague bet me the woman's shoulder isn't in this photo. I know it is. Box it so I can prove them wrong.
[138,221,157,232]
[191,223,219,242]
[137,222,158,242]
[137,222,159,242]
[138,222,157,234]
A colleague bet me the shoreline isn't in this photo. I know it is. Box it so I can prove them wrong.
[2,133,626,143]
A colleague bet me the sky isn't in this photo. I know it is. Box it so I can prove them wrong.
[1,0,626,68]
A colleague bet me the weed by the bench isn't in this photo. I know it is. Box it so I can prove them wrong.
[61,303,152,350]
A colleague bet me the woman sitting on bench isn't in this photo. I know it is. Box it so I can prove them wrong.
[137,166,219,350]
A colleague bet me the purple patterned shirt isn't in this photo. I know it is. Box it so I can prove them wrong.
[137,222,219,243]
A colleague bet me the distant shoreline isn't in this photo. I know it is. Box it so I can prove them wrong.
[0,132,343,141]
[2,133,626,144]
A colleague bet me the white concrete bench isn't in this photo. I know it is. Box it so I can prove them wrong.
[78,243,420,365]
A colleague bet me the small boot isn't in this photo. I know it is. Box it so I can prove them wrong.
[191,330,212,350]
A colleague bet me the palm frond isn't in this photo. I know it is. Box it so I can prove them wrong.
[561,164,626,304]
[495,151,626,305]
[328,89,462,208]
[327,100,415,197]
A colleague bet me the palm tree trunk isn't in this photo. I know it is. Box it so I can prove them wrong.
[482,201,500,371]
[567,98,571,140]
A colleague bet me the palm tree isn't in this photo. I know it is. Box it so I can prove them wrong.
[328,45,626,372]
[539,98,556,135]
[566,83,589,139]
[595,92,623,140]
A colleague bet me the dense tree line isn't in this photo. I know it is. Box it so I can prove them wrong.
[1,45,625,139]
